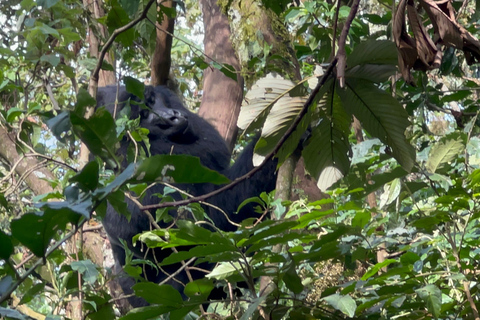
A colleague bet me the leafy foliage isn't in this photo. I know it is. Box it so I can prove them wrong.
[1,0,480,319]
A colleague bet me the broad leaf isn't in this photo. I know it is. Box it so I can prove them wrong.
[426,132,466,173]
[347,39,398,67]
[0,231,13,260]
[131,154,229,185]
[45,111,71,143]
[124,76,145,99]
[346,64,397,83]
[338,80,415,171]
[415,284,442,318]
[133,283,183,306]
[71,260,99,285]
[238,75,305,135]
[106,0,135,47]
[323,294,356,317]
[11,208,82,257]
[69,161,99,191]
[71,107,119,169]
[303,81,351,190]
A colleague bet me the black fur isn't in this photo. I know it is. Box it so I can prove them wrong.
[97,85,277,307]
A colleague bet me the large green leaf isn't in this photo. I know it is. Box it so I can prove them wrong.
[11,208,82,257]
[106,0,135,47]
[133,283,183,306]
[338,80,415,171]
[345,40,398,83]
[346,64,397,83]
[426,132,466,173]
[347,39,398,67]
[323,294,356,317]
[131,155,230,184]
[415,284,442,318]
[238,76,305,133]
[303,80,351,190]
[0,231,13,260]
[238,75,308,165]
[71,99,119,169]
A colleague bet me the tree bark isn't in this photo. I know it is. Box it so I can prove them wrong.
[151,1,175,86]
[199,0,244,151]
[0,126,55,196]
[83,0,116,87]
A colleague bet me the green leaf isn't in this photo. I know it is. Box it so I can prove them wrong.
[338,80,415,171]
[38,193,94,220]
[262,0,291,15]
[240,295,267,320]
[415,284,442,318]
[346,64,397,83]
[379,178,401,208]
[6,107,23,123]
[211,62,237,82]
[133,283,183,306]
[69,161,99,191]
[238,76,305,135]
[282,258,303,294]
[124,77,145,99]
[120,305,175,320]
[352,210,370,229]
[40,54,60,66]
[362,259,397,280]
[303,81,351,190]
[106,0,135,47]
[132,154,230,184]
[70,106,119,169]
[76,88,97,109]
[323,294,356,317]
[104,189,130,220]
[206,262,238,280]
[184,278,214,301]
[244,220,298,246]
[0,307,29,320]
[45,111,71,143]
[71,260,99,285]
[37,0,59,8]
[11,209,81,257]
[0,231,13,260]
[119,0,139,16]
[37,22,59,37]
[0,194,8,209]
[426,132,466,173]
[94,163,136,199]
[161,244,236,265]
[19,283,45,304]
[347,40,397,67]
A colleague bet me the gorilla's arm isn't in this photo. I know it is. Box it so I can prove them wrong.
[207,140,278,230]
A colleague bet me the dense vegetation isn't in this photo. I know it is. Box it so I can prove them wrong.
[1,0,480,319]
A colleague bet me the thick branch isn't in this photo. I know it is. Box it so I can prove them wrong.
[0,126,55,196]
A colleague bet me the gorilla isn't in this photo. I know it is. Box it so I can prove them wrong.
[96,85,277,307]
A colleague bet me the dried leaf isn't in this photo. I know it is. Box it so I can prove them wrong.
[419,0,480,64]
[393,0,418,83]
[406,0,438,67]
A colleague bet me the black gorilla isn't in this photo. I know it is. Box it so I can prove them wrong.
[96,85,277,307]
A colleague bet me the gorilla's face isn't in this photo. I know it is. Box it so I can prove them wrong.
[136,90,197,144]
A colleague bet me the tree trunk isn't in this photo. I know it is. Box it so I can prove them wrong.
[150,1,175,86]
[199,0,244,151]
